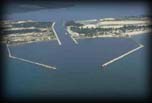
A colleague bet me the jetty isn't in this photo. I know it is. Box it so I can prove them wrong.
[102,44,144,67]
[66,26,79,44]
[6,44,56,69]
[70,36,78,44]
[6,44,12,57]
[52,22,62,45]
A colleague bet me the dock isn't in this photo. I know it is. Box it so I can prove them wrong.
[52,22,62,46]
[102,44,144,67]
[6,45,56,69]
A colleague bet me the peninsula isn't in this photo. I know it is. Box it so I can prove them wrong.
[66,16,151,39]
[1,20,56,46]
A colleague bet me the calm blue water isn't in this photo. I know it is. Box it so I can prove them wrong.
[3,2,149,99]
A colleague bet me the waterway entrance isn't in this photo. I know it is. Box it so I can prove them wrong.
[54,21,78,46]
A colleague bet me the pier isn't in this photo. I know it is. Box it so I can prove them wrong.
[6,45,56,69]
[52,22,62,45]
[102,44,144,67]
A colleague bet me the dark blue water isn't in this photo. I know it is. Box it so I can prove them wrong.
[3,2,149,99]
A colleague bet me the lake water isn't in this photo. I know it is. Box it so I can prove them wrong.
[3,2,150,99]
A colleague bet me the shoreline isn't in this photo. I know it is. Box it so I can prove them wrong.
[2,20,57,46]
[5,39,57,47]
[1,20,58,46]
[77,30,151,40]
[66,16,151,41]
[66,25,151,40]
